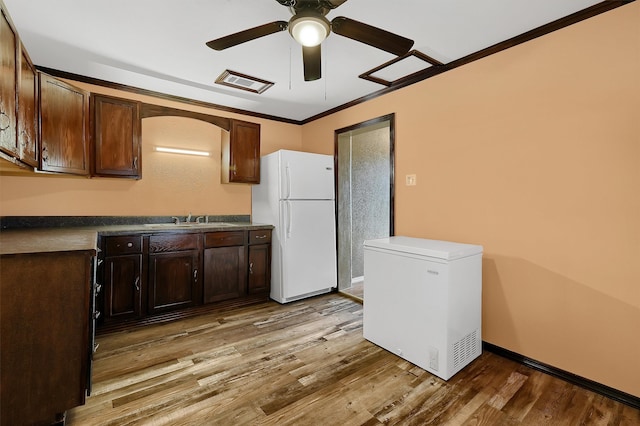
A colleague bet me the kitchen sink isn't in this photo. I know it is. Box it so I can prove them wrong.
[143,222,238,228]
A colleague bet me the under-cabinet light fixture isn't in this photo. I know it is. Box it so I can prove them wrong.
[154,146,210,157]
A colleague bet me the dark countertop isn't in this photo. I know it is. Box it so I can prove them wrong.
[0,228,99,255]
[95,222,273,236]
[0,222,274,255]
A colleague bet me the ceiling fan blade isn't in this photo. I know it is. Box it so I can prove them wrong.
[323,0,348,9]
[331,16,414,56]
[303,45,322,81]
[206,21,288,50]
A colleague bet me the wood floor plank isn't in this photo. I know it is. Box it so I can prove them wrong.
[66,293,639,425]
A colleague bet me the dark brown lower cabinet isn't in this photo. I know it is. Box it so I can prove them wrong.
[98,228,271,331]
[203,231,246,303]
[248,229,272,295]
[1,250,94,425]
[147,233,201,314]
[248,243,271,295]
[102,235,144,324]
[148,249,200,314]
[105,253,143,320]
[203,245,246,303]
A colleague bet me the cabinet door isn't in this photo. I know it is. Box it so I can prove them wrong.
[222,119,260,184]
[0,7,17,157]
[148,250,200,313]
[39,73,90,175]
[91,94,141,178]
[248,244,270,295]
[104,254,142,321]
[203,245,245,303]
[17,42,38,166]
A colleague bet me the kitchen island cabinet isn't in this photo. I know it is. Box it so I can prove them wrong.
[0,229,97,425]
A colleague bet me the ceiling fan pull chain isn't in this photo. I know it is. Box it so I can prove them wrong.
[324,44,327,100]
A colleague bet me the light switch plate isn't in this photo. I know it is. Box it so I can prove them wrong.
[406,174,417,186]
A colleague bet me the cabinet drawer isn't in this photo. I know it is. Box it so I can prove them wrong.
[249,230,271,245]
[105,235,143,255]
[149,233,199,253]
[204,231,245,248]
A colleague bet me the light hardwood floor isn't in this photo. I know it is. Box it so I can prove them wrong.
[68,294,639,425]
[340,281,364,301]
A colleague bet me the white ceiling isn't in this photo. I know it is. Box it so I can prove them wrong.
[4,0,604,122]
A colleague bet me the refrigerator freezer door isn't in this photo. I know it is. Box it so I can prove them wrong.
[279,150,334,200]
[278,199,337,301]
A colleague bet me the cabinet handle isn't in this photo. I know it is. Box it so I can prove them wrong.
[93,310,101,319]
[249,262,253,275]
[133,156,138,169]
[134,276,140,291]
[255,235,267,239]
[95,283,102,294]
[127,242,133,248]
[42,145,48,162]
[194,269,198,281]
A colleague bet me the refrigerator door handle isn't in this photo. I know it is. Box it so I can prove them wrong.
[286,200,293,238]
[285,164,292,199]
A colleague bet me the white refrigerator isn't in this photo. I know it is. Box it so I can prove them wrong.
[251,150,337,303]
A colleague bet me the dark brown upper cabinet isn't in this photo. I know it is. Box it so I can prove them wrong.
[221,119,260,184]
[0,6,18,158]
[39,73,90,175]
[17,42,38,167]
[91,94,141,179]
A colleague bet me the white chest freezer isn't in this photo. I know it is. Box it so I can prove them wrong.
[363,236,483,380]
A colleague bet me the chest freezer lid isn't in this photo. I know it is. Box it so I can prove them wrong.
[363,236,483,260]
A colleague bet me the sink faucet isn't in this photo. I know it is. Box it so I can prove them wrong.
[196,216,205,224]
[186,212,192,223]
[171,216,180,224]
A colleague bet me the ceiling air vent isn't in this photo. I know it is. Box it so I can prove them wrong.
[215,70,274,94]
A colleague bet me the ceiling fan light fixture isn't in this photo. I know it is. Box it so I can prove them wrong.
[289,14,330,47]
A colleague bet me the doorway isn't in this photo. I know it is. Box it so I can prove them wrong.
[335,114,395,302]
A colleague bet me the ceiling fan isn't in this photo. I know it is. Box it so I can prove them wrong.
[206,0,414,82]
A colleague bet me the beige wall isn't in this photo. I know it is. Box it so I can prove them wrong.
[0,2,637,397]
[302,2,640,397]
[0,84,304,216]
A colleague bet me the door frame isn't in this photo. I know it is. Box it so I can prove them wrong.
[333,113,396,294]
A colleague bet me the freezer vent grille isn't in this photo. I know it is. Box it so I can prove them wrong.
[453,329,480,370]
